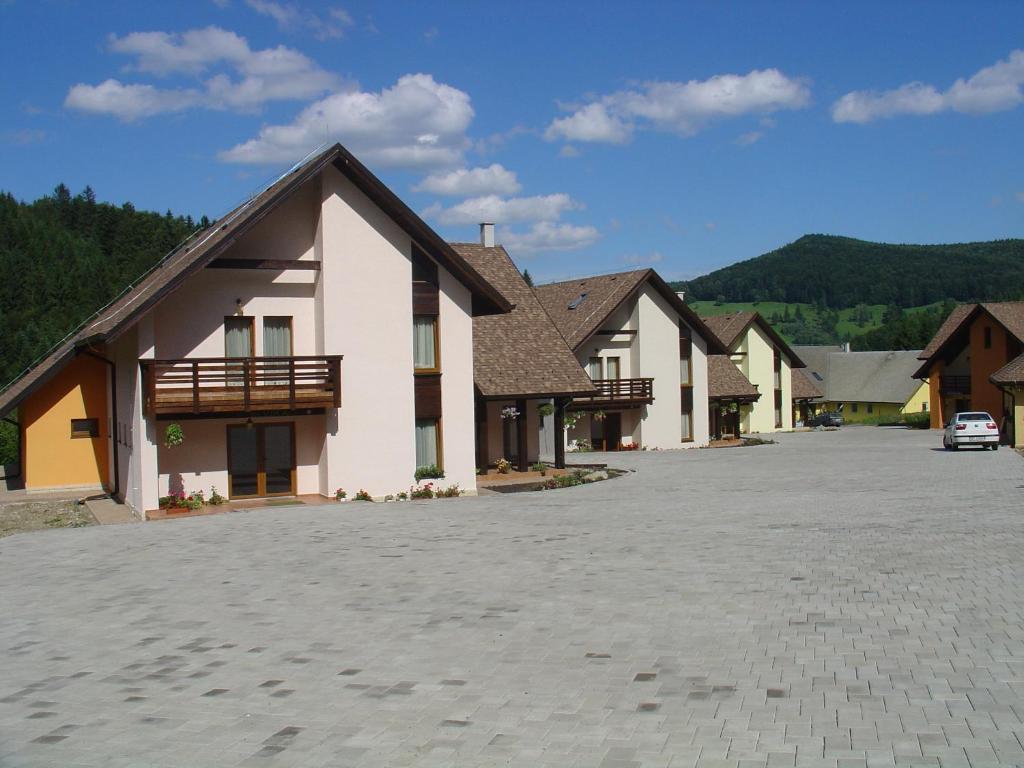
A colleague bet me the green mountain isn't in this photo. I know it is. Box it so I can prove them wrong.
[675,234,1024,309]
[0,185,202,389]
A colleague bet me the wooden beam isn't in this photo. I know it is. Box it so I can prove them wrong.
[516,398,529,473]
[208,258,321,271]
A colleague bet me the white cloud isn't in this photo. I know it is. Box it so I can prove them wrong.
[413,164,521,196]
[425,193,582,226]
[622,251,664,266]
[498,222,600,253]
[65,79,200,120]
[832,50,1024,123]
[558,144,580,158]
[67,26,339,119]
[545,68,810,143]
[736,130,763,145]
[545,103,633,143]
[245,0,355,39]
[219,73,474,167]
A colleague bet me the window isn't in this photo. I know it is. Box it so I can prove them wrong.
[71,418,99,439]
[587,357,604,381]
[773,348,782,390]
[984,326,992,349]
[412,248,438,285]
[867,403,874,414]
[774,390,783,428]
[415,418,440,469]
[679,327,692,386]
[851,403,859,413]
[606,356,621,380]
[922,402,929,412]
[680,387,693,441]
[413,316,438,371]
[568,293,587,310]
[263,316,292,384]
[225,316,254,358]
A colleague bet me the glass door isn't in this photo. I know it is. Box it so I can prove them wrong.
[227,423,295,498]
[263,317,292,385]
[225,316,254,387]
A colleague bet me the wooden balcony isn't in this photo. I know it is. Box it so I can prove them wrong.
[141,356,342,418]
[939,375,971,396]
[572,378,654,409]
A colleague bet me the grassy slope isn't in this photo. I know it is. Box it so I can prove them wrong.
[690,300,944,343]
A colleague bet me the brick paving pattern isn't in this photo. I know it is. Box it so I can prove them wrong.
[1,427,1022,767]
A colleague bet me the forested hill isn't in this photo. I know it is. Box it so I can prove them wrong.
[0,186,203,387]
[676,234,1024,308]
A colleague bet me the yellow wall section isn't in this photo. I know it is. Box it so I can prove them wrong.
[903,380,930,415]
[21,355,109,489]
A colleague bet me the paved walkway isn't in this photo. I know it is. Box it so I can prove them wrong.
[1,427,1022,767]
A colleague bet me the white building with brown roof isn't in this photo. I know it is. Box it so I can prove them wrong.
[450,226,595,471]
[0,144,511,513]
[535,270,728,450]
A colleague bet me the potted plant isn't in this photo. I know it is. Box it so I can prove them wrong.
[164,423,184,449]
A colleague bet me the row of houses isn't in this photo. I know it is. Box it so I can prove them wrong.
[8,141,1015,514]
[0,143,822,513]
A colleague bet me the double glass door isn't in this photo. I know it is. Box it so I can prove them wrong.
[227,423,295,498]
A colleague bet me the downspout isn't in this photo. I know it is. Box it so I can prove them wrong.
[0,415,20,480]
[81,349,119,498]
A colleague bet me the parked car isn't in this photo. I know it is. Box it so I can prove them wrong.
[942,411,1000,450]
[807,411,843,427]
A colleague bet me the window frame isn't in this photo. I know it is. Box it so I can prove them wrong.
[413,314,441,374]
[70,418,99,439]
[415,416,443,471]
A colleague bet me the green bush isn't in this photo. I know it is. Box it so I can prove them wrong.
[414,464,444,481]
[902,412,931,429]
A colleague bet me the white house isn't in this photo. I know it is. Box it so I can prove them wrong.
[535,270,728,450]
[0,144,510,514]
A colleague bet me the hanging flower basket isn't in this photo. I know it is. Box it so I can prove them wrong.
[500,405,521,420]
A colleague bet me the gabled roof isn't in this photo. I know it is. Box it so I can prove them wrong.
[533,269,729,354]
[449,243,595,400]
[917,302,1024,370]
[0,143,512,418]
[707,355,760,401]
[791,368,824,401]
[991,352,1024,386]
[797,348,923,405]
[702,311,806,368]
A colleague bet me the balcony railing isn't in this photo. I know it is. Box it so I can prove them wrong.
[141,356,342,417]
[939,375,971,396]
[572,377,654,408]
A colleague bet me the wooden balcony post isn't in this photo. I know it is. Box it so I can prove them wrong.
[554,397,568,469]
[243,358,251,411]
[191,360,200,413]
[516,398,529,472]
[288,358,296,411]
[143,362,155,417]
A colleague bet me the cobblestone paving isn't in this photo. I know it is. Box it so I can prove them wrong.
[1,427,1023,767]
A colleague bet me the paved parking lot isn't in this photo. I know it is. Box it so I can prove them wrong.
[1,427,1023,767]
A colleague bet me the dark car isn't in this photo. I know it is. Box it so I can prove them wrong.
[807,411,843,427]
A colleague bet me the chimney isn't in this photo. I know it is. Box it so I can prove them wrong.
[480,222,495,248]
[676,291,686,302]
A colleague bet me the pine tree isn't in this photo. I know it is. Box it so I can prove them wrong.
[522,268,534,287]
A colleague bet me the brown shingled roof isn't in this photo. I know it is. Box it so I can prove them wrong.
[990,352,1024,386]
[534,269,729,354]
[0,143,512,417]
[791,368,824,401]
[915,302,1024,379]
[707,355,761,401]
[450,243,595,399]
[701,311,806,368]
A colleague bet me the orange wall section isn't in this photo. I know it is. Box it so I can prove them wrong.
[927,360,944,429]
[969,317,1008,419]
[21,354,109,489]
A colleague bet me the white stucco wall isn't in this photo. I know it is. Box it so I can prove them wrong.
[686,321,711,447]
[437,268,477,491]
[636,286,682,449]
[740,323,792,434]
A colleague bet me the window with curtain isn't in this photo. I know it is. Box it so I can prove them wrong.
[263,317,292,385]
[415,418,439,468]
[587,357,603,380]
[413,316,437,370]
[225,317,253,387]
[680,386,693,441]
[606,357,620,380]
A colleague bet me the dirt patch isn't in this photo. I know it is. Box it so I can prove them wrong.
[0,500,97,538]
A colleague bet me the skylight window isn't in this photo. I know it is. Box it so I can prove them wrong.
[568,293,588,310]
[812,372,823,381]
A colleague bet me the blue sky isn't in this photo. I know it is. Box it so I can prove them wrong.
[2,1,1023,283]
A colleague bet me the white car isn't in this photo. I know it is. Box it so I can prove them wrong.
[942,411,1000,450]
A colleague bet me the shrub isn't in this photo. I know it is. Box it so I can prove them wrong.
[209,487,227,505]
[495,458,512,474]
[410,484,434,499]
[531,462,547,476]
[164,423,184,449]
[542,470,590,490]
[397,491,408,500]
[185,490,204,510]
[335,487,347,501]
[903,412,931,429]
[438,484,461,498]
[414,464,444,481]
[354,489,373,501]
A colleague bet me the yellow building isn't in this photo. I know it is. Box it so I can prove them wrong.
[795,346,930,423]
